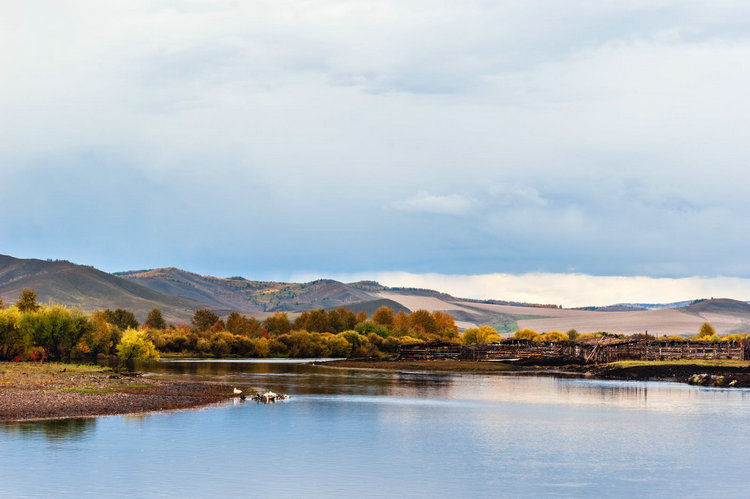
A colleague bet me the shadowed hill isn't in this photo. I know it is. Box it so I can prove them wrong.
[116,269,376,313]
[328,298,410,316]
[683,298,750,317]
[0,255,207,324]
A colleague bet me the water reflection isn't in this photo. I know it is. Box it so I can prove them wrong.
[1,417,95,441]
[137,358,750,415]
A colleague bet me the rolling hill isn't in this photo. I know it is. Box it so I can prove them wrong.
[0,255,207,324]
[4,254,750,335]
[115,268,376,313]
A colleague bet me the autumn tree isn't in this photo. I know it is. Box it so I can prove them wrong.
[294,309,331,333]
[144,308,167,329]
[699,322,716,338]
[372,306,394,327]
[462,325,501,345]
[514,328,539,340]
[226,312,244,334]
[103,308,139,330]
[16,289,40,312]
[117,328,159,363]
[432,311,457,336]
[328,307,357,333]
[355,311,368,324]
[393,311,410,336]
[263,312,291,336]
[192,309,219,332]
[408,309,438,336]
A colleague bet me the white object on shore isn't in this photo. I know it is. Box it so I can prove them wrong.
[233,387,242,395]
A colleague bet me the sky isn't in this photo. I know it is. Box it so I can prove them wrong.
[2,1,750,306]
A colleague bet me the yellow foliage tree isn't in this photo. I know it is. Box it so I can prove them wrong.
[514,328,538,340]
[462,325,501,345]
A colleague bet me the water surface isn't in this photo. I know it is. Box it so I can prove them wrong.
[2,359,749,498]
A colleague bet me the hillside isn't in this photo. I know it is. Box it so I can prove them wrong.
[4,254,750,335]
[683,298,750,316]
[0,255,207,324]
[116,268,376,313]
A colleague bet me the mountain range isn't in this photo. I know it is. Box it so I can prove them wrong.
[2,254,750,335]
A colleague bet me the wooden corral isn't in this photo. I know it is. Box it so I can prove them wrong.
[397,341,463,360]
[397,338,746,363]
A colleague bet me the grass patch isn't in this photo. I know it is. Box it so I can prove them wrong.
[0,362,110,376]
[607,359,750,368]
[58,383,152,395]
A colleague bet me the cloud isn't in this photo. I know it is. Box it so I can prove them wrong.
[293,271,750,308]
[2,1,750,278]
[393,192,477,215]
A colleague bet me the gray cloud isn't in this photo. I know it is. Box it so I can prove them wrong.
[2,1,750,283]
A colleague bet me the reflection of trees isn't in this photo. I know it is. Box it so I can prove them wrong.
[133,359,457,398]
[2,418,96,441]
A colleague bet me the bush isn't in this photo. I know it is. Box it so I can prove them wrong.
[355,321,390,338]
[117,328,159,362]
[514,328,538,340]
[18,306,91,361]
[462,325,501,345]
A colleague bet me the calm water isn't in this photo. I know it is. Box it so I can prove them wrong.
[2,359,749,498]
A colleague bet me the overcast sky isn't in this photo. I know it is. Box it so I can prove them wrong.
[2,1,750,305]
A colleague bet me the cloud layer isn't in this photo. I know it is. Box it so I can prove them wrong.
[293,271,750,308]
[2,1,750,285]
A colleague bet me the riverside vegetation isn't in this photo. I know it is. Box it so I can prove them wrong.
[1,289,746,364]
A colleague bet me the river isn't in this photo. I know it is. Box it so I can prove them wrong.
[1,359,749,498]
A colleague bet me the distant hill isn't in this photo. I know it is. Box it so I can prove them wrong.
[330,298,410,316]
[116,268,375,313]
[683,298,750,317]
[0,255,207,324]
[5,254,750,334]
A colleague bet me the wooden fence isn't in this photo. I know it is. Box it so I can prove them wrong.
[397,339,746,363]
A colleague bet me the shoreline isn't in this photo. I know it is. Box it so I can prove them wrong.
[0,362,237,423]
[320,358,750,387]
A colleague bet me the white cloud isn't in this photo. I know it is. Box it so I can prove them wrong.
[292,271,750,309]
[393,192,477,215]
[2,1,750,277]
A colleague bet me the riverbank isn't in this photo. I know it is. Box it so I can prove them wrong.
[322,358,750,387]
[0,362,236,422]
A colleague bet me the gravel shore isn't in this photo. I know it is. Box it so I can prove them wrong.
[0,363,235,422]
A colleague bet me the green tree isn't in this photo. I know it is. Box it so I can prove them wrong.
[144,308,166,329]
[18,306,91,361]
[567,329,580,340]
[117,328,159,363]
[16,289,40,312]
[699,322,716,338]
[192,309,219,332]
[103,308,139,330]
[0,307,24,360]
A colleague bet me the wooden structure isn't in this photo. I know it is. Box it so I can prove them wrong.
[397,338,745,363]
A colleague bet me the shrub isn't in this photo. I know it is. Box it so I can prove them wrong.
[355,321,390,338]
[514,328,539,340]
[19,306,91,361]
[117,328,159,362]
[463,325,501,345]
